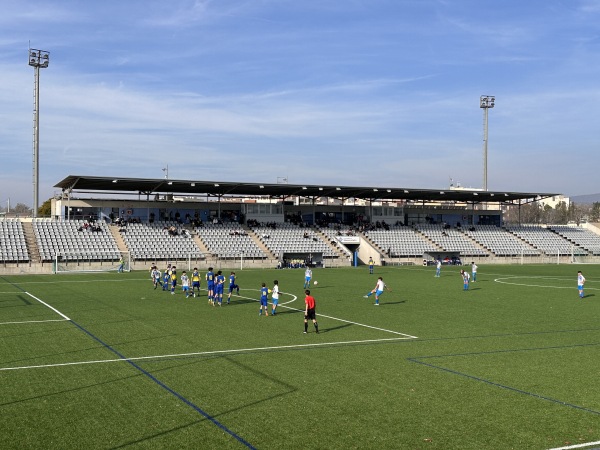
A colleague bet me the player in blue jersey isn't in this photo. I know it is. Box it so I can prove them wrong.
[259,283,269,316]
[162,270,170,291]
[215,270,225,306]
[206,267,215,305]
[303,267,312,289]
[170,266,177,295]
[191,268,201,296]
[368,256,375,275]
[227,271,240,304]
[368,257,375,274]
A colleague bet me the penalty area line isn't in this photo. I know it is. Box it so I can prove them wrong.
[0,336,413,372]
[24,291,71,321]
[279,303,418,338]
[232,290,416,338]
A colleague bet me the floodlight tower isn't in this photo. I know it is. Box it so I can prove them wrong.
[29,48,50,218]
[480,95,495,191]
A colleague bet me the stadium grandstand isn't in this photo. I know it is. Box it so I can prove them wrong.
[1,174,599,274]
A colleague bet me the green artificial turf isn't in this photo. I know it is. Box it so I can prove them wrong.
[1,264,599,449]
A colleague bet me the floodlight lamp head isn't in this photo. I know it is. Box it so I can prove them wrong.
[28,49,50,68]
[480,95,495,109]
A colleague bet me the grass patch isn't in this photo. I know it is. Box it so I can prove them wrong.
[1,264,600,449]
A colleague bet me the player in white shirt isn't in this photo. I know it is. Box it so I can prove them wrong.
[151,266,162,290]
[181,271,193,298]
[303,267,312,289]
[577,271,586,298]
[471,262,478,282]
[363,277,391,306]
[460,270,471,291]
[271,280,280,315]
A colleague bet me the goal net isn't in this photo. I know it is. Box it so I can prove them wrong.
[571,254,600,264]
[54,251,131,274]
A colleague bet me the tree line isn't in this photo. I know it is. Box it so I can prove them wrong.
[503,201,600,225]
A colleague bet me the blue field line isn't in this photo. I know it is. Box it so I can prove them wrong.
[69,319,257,449]
[413,340,600,360]
[0,276,256,449]
[415,326,600,343]
[408,342,600,416]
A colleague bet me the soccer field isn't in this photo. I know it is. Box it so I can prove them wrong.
[1,264,599,449]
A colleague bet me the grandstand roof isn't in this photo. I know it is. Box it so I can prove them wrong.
[55,175,559,204]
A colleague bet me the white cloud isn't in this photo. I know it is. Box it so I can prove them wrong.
[2,0,600,206]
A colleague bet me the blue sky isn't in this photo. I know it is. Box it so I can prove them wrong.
[2,0,600,206]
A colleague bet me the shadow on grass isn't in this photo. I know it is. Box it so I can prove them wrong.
[0,294,33,308]
[270,309,302,316]
[376,300,407,306]
[3,330,177,366]
[315,323,353,333]
[114,355,298,448]
[222,298,257,306]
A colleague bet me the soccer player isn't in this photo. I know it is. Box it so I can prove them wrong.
[471,262,478,282]
[363,276,391,306]
[259,283,269,316]
[368,257,375,274]
[271,280,280,315]
[215,270,225,306]
[162,270,170,291]
[460,270,470,291]
[304,289,319,334]
[181,271,192,298]
[227,271,240,304]
[170,266,177,295]
[435,259,441,277]
[578,271,586,298]
[151,266,162,290]
[191,268,201,296]
[303,267,312,289]
[206,267,215,305]
[118,257,124,273]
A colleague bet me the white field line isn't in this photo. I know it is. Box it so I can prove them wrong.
[0,290,71,324]
[24,291,71,321]
[247,289,417,338]
[0,337,411,372]
[1,287,417,372]
[278,302,417,338]
[494,277,600,290]
[0,319,70,326]
[390,265,600,285]
[547,440,600,450]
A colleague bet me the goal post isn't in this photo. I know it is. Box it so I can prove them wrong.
[53,251,131,274]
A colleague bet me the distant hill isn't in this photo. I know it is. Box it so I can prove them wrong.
[570,193,600,204]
